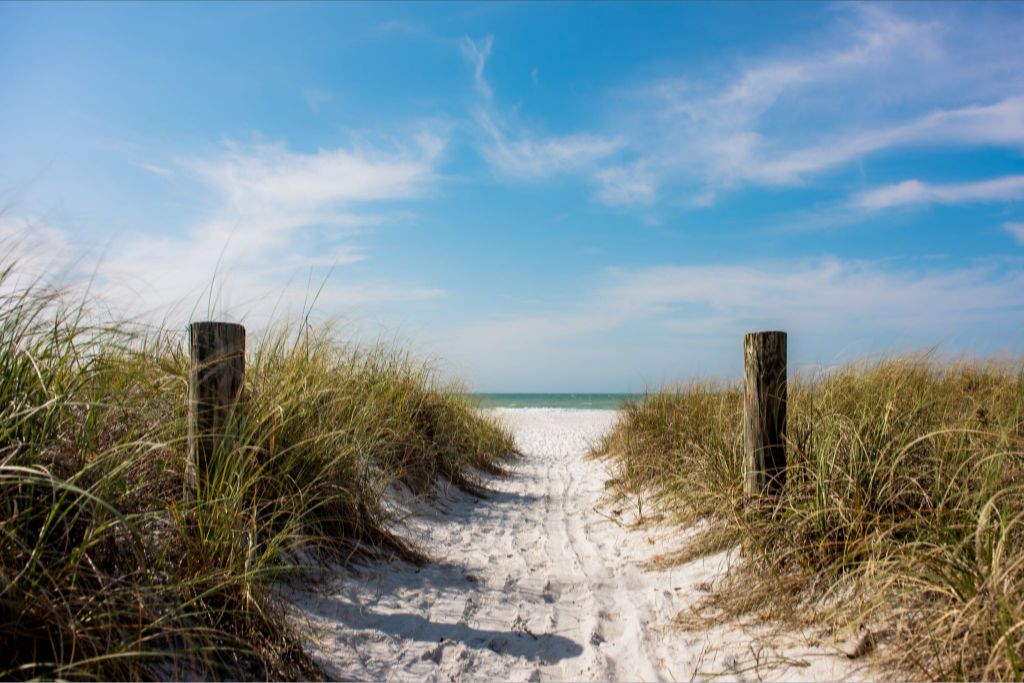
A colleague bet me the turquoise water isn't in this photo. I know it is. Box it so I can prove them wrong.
[469,393,642,410]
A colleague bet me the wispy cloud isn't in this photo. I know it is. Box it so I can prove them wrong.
[594,163,657,206]
[460,35,622,180]
[137,162,176,178]
[191,135,443,209]
[461,35,494,100]
[0,214,75,287]
[854,175,1024,210]
[438,256,1024,389]
[3,134,450,325]
[600,260,1023,330]
[302,87,336,114]
[501,5,1024,208]
[359,8,1024,221]
[474,110,623,179]
[748,98,1024,187]
[451,258,1024,351]
[1005,222,1024,245]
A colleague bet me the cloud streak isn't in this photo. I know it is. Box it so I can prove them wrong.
[620,21,1024,202]
[453,5,1024,210]
[1005,222,1024,245]
[192,136,444,209]
[452,258,1024,351]
[461,35,494,100]
[854,175,1024,210]
[748,98,1024,187]
[474,110,623,179]
[460,35,622,181]
[3,134,451,327]
[438,256,1024,390]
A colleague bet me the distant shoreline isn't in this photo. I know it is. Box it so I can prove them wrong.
[468,393,642,410]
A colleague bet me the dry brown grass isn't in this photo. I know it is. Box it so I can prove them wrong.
[592,355,1024,680]
[0,265,514,680]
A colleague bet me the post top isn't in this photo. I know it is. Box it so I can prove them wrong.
[744,330,787,337]
[190,321,245,330]
[189,321,246,342]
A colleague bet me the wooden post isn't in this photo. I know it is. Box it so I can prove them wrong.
[743,331,787,496]
[187,322,245,493]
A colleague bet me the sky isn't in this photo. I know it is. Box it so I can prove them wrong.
[2,2,1023,392]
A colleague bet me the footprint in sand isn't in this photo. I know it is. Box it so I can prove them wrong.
[541,579,561,604]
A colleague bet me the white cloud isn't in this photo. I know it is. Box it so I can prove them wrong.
[601,261,1023,328]
[460,35,494,100]
[3,134,450,327]
[452,7,1022,210]
[640,89,1024,196]
[460,36,622,180]
[595,163,657,205]
[437,257,1024,389]
[451,259,1024,351]
[573,6,1024,206]
[191,135,443,209]
[137,162,176,178]
[1005,222,1024,245]
[854,175,1024,210]
[474,109,623,179]
[751,98,1024,186]
[0,214,75,288]
[302,88,336,114]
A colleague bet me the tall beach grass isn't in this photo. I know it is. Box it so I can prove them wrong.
[593,357,1024,680]
[0,262,514,680]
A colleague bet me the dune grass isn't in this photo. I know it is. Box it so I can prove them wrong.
[0,265,514,680]
[592,356,1024,681]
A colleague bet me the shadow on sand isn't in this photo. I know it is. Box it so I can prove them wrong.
[308,598,583,663]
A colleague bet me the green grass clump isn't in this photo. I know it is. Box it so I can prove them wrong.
[0,263,514,680]
[593,357,1024,680]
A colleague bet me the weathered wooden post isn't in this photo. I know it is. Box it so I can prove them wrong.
[187,321,245,493]
[743,331,787,496]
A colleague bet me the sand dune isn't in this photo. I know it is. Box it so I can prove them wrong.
[285,408,871,681]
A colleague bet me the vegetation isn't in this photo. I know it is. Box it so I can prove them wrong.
[593,357,1024,681]
[0,263,514,680]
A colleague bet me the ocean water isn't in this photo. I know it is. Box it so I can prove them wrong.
[469,393,642,410]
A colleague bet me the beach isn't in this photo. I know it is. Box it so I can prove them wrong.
[284,408,870,682]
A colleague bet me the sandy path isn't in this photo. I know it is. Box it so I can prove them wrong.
[286,408,869,682]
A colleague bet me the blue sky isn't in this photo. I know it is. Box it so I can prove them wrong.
[2,2,1023,391]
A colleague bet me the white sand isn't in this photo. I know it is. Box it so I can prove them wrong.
[284,408,874,681]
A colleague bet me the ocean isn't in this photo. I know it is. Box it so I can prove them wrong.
[469,393,642,410]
